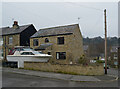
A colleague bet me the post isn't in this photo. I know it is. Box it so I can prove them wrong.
[104,9,107,74]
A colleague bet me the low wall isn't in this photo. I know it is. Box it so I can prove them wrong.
[24,62,104,76]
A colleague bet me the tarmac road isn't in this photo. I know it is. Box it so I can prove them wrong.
[2,71,118,87]
[108,68,118,77]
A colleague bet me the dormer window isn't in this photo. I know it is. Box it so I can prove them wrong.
[45,38,49,43]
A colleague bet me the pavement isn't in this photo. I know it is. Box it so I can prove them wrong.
[2,67,118,82]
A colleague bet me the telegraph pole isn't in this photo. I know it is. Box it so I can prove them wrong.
[104,9,107,74]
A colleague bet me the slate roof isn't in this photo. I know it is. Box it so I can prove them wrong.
[31,24,79,38]
[0,24,33,36]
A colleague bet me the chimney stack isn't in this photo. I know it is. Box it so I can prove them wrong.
[13,21,19,29]
[14,21,18,25]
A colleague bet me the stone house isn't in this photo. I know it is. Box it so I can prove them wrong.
[0,21,37,60]
[110,46,118,66]
[110,46,118,60]
[30,24,84,64]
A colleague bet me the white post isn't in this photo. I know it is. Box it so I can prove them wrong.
[18,60,24,68]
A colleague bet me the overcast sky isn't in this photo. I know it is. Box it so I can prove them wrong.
[1,2,118,38]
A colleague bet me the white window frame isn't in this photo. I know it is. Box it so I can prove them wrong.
[57,52,59,59]
[56,52,66,60]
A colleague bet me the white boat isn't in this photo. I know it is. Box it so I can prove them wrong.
[7,46,52,68]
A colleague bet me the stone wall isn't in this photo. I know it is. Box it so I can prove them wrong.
[24,62,104,76]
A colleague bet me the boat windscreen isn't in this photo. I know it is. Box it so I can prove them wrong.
[33,51,41,55]
[23,48,34,51]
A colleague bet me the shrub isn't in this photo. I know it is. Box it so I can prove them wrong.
[78,56,87,65]
[96,60,104,63]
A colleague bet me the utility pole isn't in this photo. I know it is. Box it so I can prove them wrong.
[104,9,107,74]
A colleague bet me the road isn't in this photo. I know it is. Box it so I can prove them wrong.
[107,68,118,77]
[2,70,118,87]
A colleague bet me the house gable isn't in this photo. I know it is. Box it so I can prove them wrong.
[20,24,37,46]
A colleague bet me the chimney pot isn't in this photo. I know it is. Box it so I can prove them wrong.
[14,21,18,25]
[13,21,19,29]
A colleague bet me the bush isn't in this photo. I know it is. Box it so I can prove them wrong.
[96,60,104,63]
[78,56,88,65]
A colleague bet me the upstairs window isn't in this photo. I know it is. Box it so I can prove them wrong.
[57,37,64,45]
[56,52,66,60]
[45,38,49,43]
[8,36,13,45]
[33,39,38,46]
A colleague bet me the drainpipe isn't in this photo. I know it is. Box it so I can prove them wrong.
[4,36,7,61]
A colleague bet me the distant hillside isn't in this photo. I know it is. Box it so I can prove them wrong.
[83,36,118,46]
[83,37,119,57]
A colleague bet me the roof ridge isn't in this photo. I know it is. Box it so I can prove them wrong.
[0,26,9,29]
[1,24,34,36]
[11,24,32,28]
[1,24,32,29]
[31,24,78,38]
[39,24,78,30]
[19,24,32,27]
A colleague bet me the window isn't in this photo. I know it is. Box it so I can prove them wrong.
[33,39,38,46]
[8,48,12,54]
[24,48,34,51]
[0,40,3,46]
[45,38,49,43]
[57,37,64,45]
[8,48,16,55]
[9,37,13,45]
[21,52,34,55]
[39,51,44,54]
[114,54,118,59]
[114,54,117,57]
[48,52,51,55]
[56,52,66,59]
